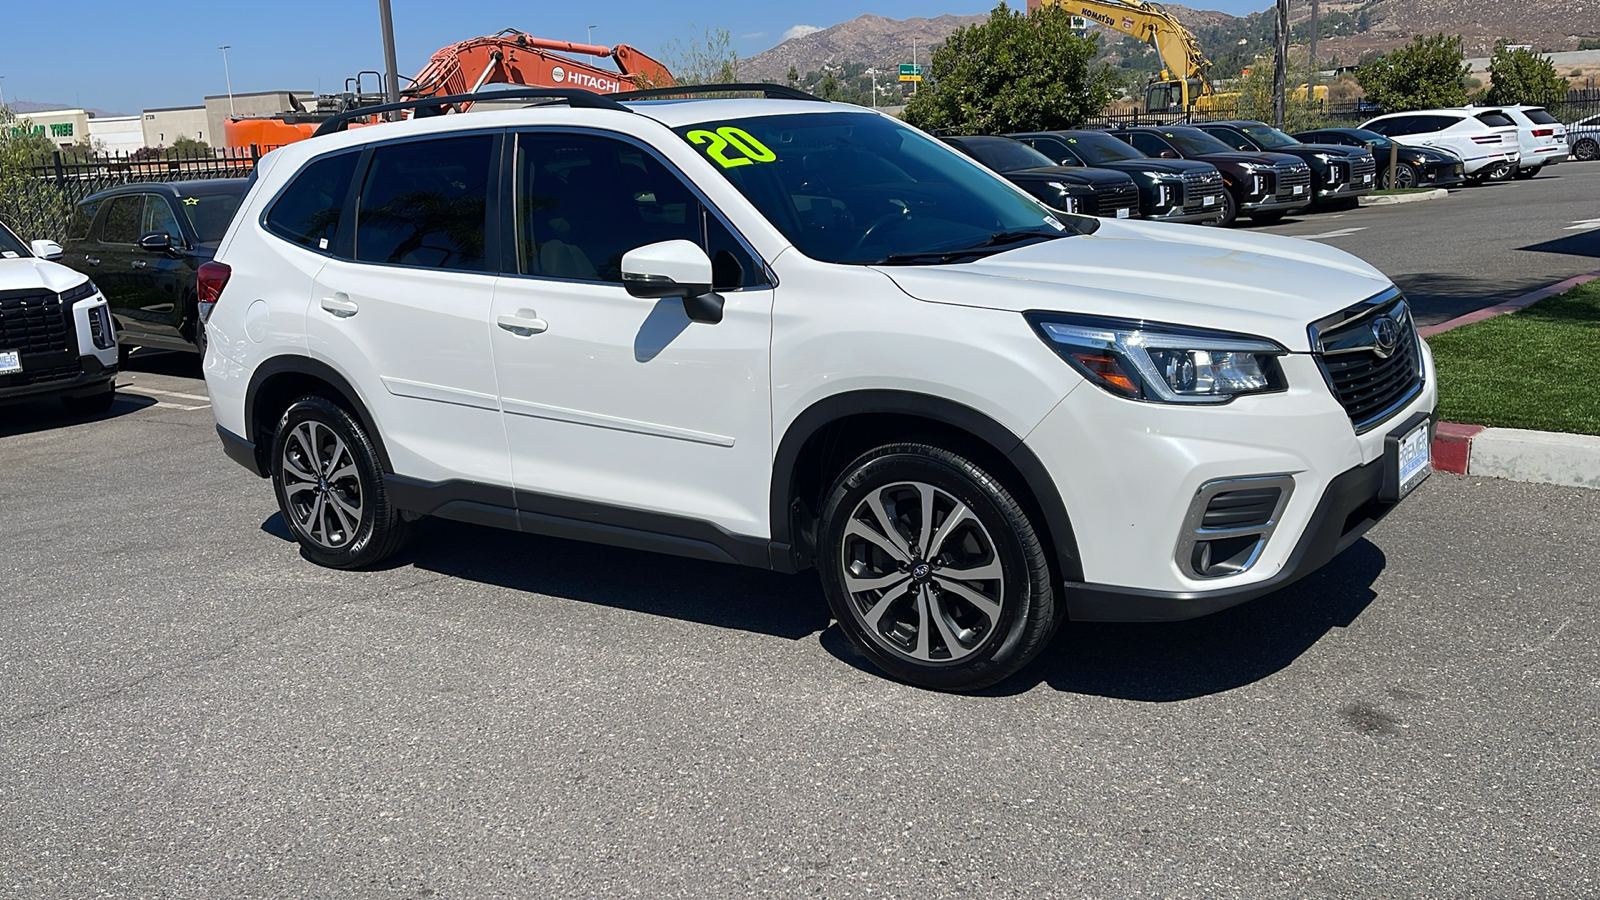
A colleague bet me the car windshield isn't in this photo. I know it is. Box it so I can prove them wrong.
[960,139,1058,173]
[1160,129,1238,155]
[1240,124,1301,149]
[672,112,1072,265]
[1061,132,1146,164]
[176,190,244,243]
[0,222,28,259]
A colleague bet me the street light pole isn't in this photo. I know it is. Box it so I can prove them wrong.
[377,0,402,112]
[867,68,878,108]
[588,25,597,44]
[218,46,235,117]
[1272,0,1289,128]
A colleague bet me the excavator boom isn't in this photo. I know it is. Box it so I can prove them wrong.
[1029,0,1213,111]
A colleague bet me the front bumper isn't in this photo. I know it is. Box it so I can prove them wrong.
[1418,162,1467,186]
[1315,179,1374,201]
[0,358,116,406]
[1238,194,1308,214]
[1023,340,1438,621]
[1146,205,1221,224]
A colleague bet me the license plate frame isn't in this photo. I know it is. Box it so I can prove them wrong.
[1381,412,1433,502]
[1202,194,1216,206]
[1293,184,1305,195]
[0,350,20,375]
[1115,207,1131,218]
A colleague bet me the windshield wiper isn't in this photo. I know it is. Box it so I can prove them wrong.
[869,229,1071,266]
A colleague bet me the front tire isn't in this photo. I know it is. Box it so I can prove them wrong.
[1209,188,1239,227]
[271,395,412,569]
[818,443,1059,692]
[1379,162,1417,190]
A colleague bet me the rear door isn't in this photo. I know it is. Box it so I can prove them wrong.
[305,131,511,488]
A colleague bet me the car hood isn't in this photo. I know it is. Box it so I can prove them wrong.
[1196,150,1305,167]
[0,257,92,294]
[1087,158,1218,176]
[1409,146,1462,163]
[1007,165,1134,186]
[872,218,1392,351]
[1294,143,1370,159]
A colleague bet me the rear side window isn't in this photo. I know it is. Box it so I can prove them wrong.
[265,151,359,253]
[100,195,143,244]
[355,135,493,271]
[66,199,102,242]
[1523,108,1558,125]
[1476,112,1516,128]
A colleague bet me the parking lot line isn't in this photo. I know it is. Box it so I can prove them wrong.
[126,386,212,402]
[1293,227,1369,240]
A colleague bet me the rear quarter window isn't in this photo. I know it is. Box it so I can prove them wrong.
[264,151,360,253]
[1475,112,1516,128]
[1523,109,1558,125]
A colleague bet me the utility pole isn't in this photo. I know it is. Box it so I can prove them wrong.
[912,41,919,94]
[1272,0,1289,127]
[1308,0,1320,95]
[0,76,7,112]
[868,68,878,108]
[588,25,597,44]
[218,46,236,116]
[378,0,401,113]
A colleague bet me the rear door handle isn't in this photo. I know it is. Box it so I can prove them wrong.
[496,312,548,337]
[320,293,359,318]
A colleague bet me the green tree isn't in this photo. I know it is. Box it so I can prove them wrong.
[1485,41,1569,106]
[787,65,800,87]
[163,135,212,159]
[904,1,1118,134]
[1226,52,1326,131]
[1356,33,1470,112]
[819,73,839,100]
[0,109,72,242]
[662,25,739,86]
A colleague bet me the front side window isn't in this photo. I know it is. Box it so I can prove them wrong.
[355,134,493,271]
[66,199,102,242]
[671,113,1069,266]
[1126,132,1174,157]
[266,151,359,252]
[141,195,183,242]
[1159,129,1237,156]
[1204,126,1255,151]
[100,195,144,244]
[1059,132,1146,164]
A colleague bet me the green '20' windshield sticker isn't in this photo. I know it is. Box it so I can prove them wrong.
[685,126,778,168]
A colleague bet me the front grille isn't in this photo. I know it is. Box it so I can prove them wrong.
[0,289,71,355]
[1311,292,1425,433]
[1350,156,1376,184]
[1274,164,1311,201]
[1181,171,1225,213]
[1091,181,1140,217]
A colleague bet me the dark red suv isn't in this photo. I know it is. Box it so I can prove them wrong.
[1110,126,1311,226]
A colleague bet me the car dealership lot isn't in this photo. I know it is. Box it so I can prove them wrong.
[2,361,1597,897]
[1247,162,1600,326]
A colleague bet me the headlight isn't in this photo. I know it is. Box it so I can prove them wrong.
[1047,182,1079,214]
[1025,313,1288,404]
[59,279,98,303]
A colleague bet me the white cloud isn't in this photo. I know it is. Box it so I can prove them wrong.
[781,25,823,42]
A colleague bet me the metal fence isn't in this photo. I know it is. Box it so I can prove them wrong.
[9,146,275,244]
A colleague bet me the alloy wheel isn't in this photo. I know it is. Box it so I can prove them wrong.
[1574,139,1597,162]
[837,481,1005,664]
[280,420,365,550]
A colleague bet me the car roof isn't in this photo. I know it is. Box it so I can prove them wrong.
[82,178,252,204]
[1201,121,1271,128]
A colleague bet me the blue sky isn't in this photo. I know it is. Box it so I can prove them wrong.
[2,0,1266,115]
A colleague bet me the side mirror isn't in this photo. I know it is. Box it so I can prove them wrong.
[621,239,722,324]
[138,231,173,252]
[30,239,64,261]
[1159,149,1180,159]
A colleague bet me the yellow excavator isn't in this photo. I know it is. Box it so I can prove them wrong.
[1029,0,1216,114]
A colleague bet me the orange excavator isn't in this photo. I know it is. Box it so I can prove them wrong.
[224,28,674,149]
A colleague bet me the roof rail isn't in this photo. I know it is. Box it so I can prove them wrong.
[608,83,825,103]
[311,87,632,137]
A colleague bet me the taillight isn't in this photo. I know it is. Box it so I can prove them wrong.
[1471,135,1501,144]
[1533,128,1553,138]
[196,261,232,324]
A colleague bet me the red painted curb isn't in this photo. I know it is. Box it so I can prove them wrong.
[1418,270,1600,339]
[1432,422,1483,475]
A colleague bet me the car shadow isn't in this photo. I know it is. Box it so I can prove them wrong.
[260,514,833,640]
[0,390,157,438]
[261,511,1383,695]
[120,347,203,378]
[1517,231,1600,259]
[1393,272,1559,326]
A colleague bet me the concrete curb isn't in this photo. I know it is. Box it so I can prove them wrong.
[1419,269,1600,338]
[1431,423,1600,491]
[1359,188,1448,206]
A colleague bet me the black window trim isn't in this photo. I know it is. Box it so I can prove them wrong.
[502,125,775,293]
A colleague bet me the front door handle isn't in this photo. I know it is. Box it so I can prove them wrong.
[496,311,548,337]
[84,256,100,266]
[320,293,359,318]
[131,259,147,268]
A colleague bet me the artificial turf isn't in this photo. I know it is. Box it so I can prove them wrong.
[1426,279,1600,435]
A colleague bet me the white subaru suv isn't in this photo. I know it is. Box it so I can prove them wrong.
[202,87,1437,691]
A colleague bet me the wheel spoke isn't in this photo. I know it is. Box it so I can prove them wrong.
[863,489,914,560]
[911,585,933,660]
[929,589,972,656]
[936,578,1002,623]
[306,494,326,541]
[844,518,911,564]
[325,435,350,478]
[940,557,1002,584]
[284,480,318,499]
[926,503,977,560]
[327,463,358,483]
[916,482,936,556]
[329,497,357,543]
[844,570,912,595]
[861,591,897,632]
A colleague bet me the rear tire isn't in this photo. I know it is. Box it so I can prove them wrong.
[271,395,412,569]
[1484,161,1515,181]
[817,443,1059,693]
[1512,165,1542,180]
[1379,163,1417,190]
[1574,139,1598,162]
[62,385,115,415]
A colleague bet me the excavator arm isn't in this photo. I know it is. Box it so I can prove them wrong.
[1029,0,1213,111]
[404,29,675,106]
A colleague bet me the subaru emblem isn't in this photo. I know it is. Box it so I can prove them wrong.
[1371,316,1400,358]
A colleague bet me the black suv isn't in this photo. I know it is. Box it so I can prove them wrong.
[60,179,249,360]
[941,136,1142,219]
[1009,130,1227,224]
[1195,121,1375,207]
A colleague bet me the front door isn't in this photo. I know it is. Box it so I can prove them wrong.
[305,132,510,488]
[490,130,774,540]
[127,193,191,340]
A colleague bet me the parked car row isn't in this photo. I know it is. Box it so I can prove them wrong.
[1360,104,1569,181]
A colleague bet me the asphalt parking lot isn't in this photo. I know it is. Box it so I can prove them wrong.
[1248,161,1600,325]
[2,353,1598,897]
